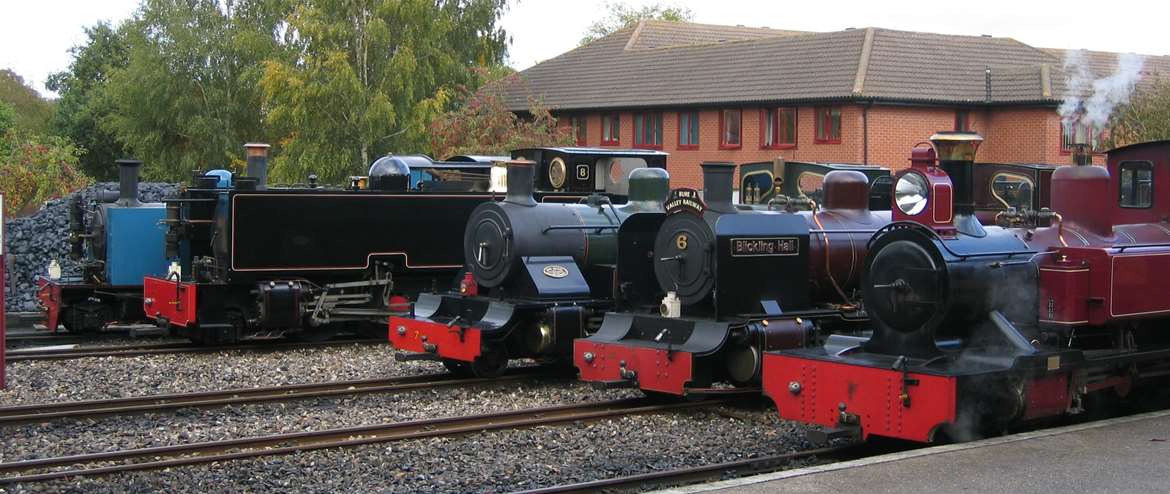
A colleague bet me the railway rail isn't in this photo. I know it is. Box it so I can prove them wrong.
[515,445,854,493]
[5,338,384,362]
[0,371,550,425]
[0,397,725,484]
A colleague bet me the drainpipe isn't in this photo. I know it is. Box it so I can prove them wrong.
[862,101,872,165]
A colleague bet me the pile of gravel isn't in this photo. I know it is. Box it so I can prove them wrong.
[3,182,177,312]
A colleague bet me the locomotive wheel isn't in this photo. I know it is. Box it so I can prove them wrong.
[469,348,509,378]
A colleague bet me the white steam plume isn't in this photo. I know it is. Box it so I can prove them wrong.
[1060,50,1146,131]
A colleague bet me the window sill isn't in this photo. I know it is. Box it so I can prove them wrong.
[719,143,743,150]
[813,139,841,145]
[676,144,699,151]
[761,144,797,150]
[600,141,620,147]
[634,144,664,150]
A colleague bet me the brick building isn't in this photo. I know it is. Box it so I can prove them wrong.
[501,21,1169,187]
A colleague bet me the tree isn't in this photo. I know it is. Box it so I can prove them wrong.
[102,0,291,181]
[260,0,509,184]
[1107,79,1170,148]
[46,22,131,180]
[0,70,55,134]
[0,129,90,216]
[427,73,573,159]
[579,2,693,45]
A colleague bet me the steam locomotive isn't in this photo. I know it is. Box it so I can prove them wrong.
[573,162,892,395]
[37,159,168,333]
[388,160,671,376]
[764,133,1170,443]
[144,145,667,344]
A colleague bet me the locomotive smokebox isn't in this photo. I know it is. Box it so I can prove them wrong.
[115,159,143,207]
[504,159,538,206]
[244,143,271,190]
[701,162,737,213]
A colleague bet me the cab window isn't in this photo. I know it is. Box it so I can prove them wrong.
[990,173,1035,210]
[597,157,648,195]
[797,172,826,204]
[1119,161,1154,208]
[740,171,774,204]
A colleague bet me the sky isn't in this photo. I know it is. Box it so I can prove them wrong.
[1,0,1167,97]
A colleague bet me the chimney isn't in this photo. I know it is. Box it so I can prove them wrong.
[244,143,271,190]
[115,159,143,207]
[504,159,538,207]
[701,162,737,213]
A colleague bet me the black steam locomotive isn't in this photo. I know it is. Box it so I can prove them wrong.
[388,160,671,376]
[144,145,667,343]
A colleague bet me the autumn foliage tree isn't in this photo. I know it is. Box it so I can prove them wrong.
[1107,79,1170,148]
[427,74,574,159]
[261,0,509,184]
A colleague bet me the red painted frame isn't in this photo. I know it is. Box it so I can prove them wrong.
[677,111,700,150]
[759,107,797,150]
[143,276,198,327]
[574,339,695,395]
[388,316,483,362]
[719,108,743,150]
[601,113,621,146]
[633,112,664,150]
[813,106,842,144]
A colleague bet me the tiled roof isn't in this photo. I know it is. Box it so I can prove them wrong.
[624,21,807,50]
[501,21,1169,112]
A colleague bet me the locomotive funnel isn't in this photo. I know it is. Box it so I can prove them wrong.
[115,159,143,207]
[701,162,737,213]
[929,132,983,217]
[504,159,538,207]
[244,143,271,190]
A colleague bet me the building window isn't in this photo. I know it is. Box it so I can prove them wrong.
[633,112,663,149]
[571,116,587,146]
[720,108,742,149]
[1119,161,1153,209]
[955,110,970,132]
[761,107,796,149]
[678,111,700,149]
[601,113,620,146]
[1061,121,1104,153]
[815,106,841,143]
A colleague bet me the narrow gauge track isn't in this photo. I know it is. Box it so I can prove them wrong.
[0,370,549,425]
[515,445,858,493]
[5,338,384,362]
[0,398,725,484]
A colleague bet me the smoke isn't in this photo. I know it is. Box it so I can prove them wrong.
[1059,50,1147,131]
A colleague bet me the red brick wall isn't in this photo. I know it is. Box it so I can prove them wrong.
[555,103,1095,189]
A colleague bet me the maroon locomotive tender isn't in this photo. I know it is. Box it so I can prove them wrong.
[765,133,1170,443]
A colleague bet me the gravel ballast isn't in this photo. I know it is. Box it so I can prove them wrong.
[6,402,814,494]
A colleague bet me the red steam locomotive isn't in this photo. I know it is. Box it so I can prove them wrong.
[764,133,1170,443]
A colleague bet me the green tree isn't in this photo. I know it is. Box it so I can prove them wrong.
[0,129,90,216]
[1107,79,1170,148]
[103,0,290,181]
[260,0,509,184]
[427,73,573,159]
[46,22,131,180]
[579,2,693,45]
[0,70,54,134]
